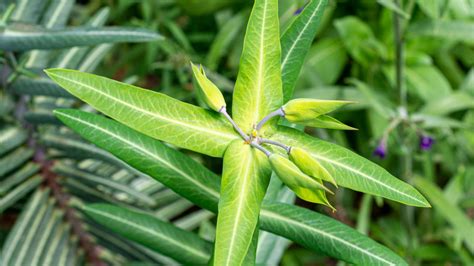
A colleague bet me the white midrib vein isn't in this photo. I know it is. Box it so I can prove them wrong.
[51,73,238,142]
[59,112,220,200]
[309,151,425,205]
[260,209,395,266]
[223,151,253,265]
[252,1,268,125]
[275,133,425,205]
[86,208,209,260]
[281,0,323,71]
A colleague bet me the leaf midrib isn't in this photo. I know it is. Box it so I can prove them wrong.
[50,73,238,142]
[281,0,324,70]
[260,209,395,265]
[309,151,425,205]
[58,112,221,200]
[223,148,253,265]
[86,207,210,260]
[253,1,269,125]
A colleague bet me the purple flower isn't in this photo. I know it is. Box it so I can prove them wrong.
[373,141,387,159]
[294,2,308,15]
[419,135,434,151]
[294,6,304,15]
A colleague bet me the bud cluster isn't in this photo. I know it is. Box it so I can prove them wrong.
[191,62,356,210]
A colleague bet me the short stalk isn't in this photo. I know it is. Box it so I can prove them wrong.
[250,142,272,157]
[259,138,291,153]
[219,107,250,141]
[256,108,285,131]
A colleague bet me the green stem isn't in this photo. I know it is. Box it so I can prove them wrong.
[259,138,290,153]
[220,107,250,141]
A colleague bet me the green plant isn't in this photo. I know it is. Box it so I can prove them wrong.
[41,0,435,265]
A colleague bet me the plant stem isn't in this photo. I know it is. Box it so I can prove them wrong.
[250,142,271,157]
[256,108,285,131]
[219,107,250,141]
[393,0,406,109]
[259,138,290,153]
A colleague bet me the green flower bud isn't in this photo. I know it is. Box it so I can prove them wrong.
[302,115,356,130]
[294,187,335,212]
[282,98,352,124]
[289,147,337,187]
[191,62,226,112]
[269,154,333,195]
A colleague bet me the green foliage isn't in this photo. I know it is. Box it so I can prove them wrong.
[1,0,473,265]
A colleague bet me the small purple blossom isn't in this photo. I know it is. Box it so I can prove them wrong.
[373,140,387,159]
[419,135,434,151]
[294,2,308,15]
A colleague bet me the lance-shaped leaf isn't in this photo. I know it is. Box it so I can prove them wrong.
[280,0,328,102]
[214,140,271,265]
[54,109,221,211]
[46,69,239,157]
[54,110,407,265]
[232,0,283,133]
[83,204,213,265]
[259,204,408,266]
[0,25,162,51]
[272,127,430,207]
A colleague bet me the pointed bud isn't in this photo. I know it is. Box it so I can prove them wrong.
[191,62,226,112]
[269,154,333,195]
[302,115,356,130]
[289,147,337,187]
[282,98,352,123]
[294,187,336,212]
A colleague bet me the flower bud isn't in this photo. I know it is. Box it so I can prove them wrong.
[419,135,434,151]
[303,115,356,130]
[294,187,335,211]
[289,147,337,187]
[269,154,333,195]
[282,98,351,123]
[191,62,226,112]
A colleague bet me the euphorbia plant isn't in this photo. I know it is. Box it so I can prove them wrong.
[45,0,430,264]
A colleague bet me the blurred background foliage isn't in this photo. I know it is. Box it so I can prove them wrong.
[1,0,473,265]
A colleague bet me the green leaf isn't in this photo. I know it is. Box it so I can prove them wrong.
[413,177,474,253]
[335,17,387,66]
[10,0,47,24]
[232,0,283,133]
[215,140,271,265]
[83,204,213,264]
[53,163,156,207]
[0,147,34,177]
[0,25,162,51]
[421,91,474,115]
[280,0,328,102]
[1,188,50,265]
[405,65,451,102]
[46,69,239,157]
[53,109,221,211]
[259,203,408,266]
[377,0,410,19]
[10,76,74,98]
[206,11,247,70]
[55,110,407,265]
[304,114,356,130]
[272,127,431,207]
[409,20,474,42]
[0,126,27,156]
[297,38,348,87]
[0,176,43,213]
